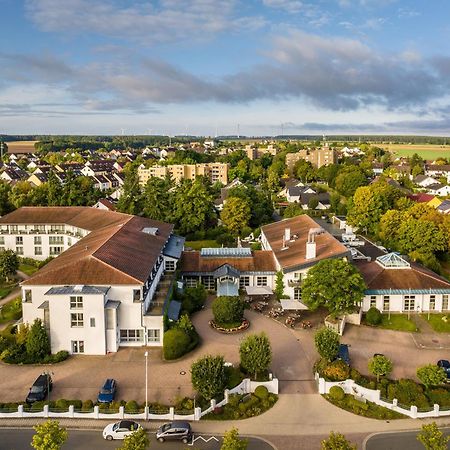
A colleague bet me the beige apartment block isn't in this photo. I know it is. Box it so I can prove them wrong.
[138,163,228,185]
[286,145,337,171]
[245,144,279,160]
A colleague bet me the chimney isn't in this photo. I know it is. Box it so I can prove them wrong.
[284,228,291,242]
[306,241,316,260]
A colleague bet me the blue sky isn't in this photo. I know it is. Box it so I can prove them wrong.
[1,0,450,136]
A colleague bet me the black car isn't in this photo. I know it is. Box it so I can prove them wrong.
[26,373,52,404]
[337,344,350,366]
[156,421,192,444]
[437,360,450,380]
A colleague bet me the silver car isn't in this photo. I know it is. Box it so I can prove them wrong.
[156,421,192,443]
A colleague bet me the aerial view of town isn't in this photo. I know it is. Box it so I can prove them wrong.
[1,1,450,449]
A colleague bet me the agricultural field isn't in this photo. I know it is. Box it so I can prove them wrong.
[5,140,37,153]
[380,143,450,160]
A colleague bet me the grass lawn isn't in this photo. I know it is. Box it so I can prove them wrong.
[421,314,450,333]
[0,286,14,300]
[364,314,418,332]
[380,143,450,160]
[185,240,219,250]
[18,263,39,276]
[0,297,22,324]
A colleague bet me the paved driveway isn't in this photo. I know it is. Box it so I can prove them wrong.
[0,304,315,404]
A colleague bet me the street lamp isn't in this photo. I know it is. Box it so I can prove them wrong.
[144,351,148,411]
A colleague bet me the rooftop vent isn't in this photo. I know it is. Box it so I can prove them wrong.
[142,227,159,235]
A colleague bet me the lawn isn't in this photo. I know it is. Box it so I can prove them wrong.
[0,297,22,324]
[0,286,14,300]
[421,314,450,333]
[380,144,450,160]
[364,314,418,332]
[185,240,219,250]
[19,263,39,276]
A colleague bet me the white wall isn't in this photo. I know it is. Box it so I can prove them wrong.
[362,293,449,313]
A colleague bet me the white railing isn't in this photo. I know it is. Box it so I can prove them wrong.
[315,373,450,419]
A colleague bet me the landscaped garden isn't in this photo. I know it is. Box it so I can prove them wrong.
[0,297,22,324]
[363,307,418,332]
[421,314,450,333]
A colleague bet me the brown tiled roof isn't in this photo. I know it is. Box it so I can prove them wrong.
[354,260,450,290]
[180,250,276,273]
[3,207,174,286]
[261,215,349,271]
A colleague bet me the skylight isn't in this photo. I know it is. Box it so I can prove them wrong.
[376,253,410,269]
[201,247,252,258]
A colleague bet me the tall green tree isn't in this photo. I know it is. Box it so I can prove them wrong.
[142,176,172,222]
[239,333,272,379]
[334,166,367,198]
[0,180,13,215]
[314,327,340,362]
[417,422,449,450]
[117,164,143,215]
[0,249,19,282]
[118,428,149,450]
[302,259,366,316]
[221,428,248,450]
[321,432,356,450]
[368,355,393,382]
[46,171,63,206]
[26,318,51,360]
[416,365,447,389]
[220,197,251,236]
[191,355,227,400]
[31,420,68,450]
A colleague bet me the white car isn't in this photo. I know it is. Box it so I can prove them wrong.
[102,420,142,440]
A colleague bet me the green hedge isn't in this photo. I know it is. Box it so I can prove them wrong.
[163,328,191,360]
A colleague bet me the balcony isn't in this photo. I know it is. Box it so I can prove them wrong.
[145,272,176,316]
[288,279,303,287]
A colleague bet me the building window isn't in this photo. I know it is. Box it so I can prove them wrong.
[70,296,83,309]
[201,276,215,290]
[147,329,160,343]
[239,276,250,288]
[50,246,63,256]
[429,295,436,311]
[71,340,84,354]
[165,260,175,271]
[34,247,42,256]
[383,296,390,311]
[0,247,4,252]
[185,277,198,288]
[49,236,64,245]
[67,238,72,246]
[90,317,96,327]
[16,236,23,245]
[443,295,449,311]
[34,236,41,245]
[0,237,4,245]
[24,289,32,302]
[133,289,141,302]
[106,309,114,330]
[10,225,18,233]
[404,295,415,311]
[370,296,376,308]
[70,313,84,327]
[16,247,23,255]
[294,288,302,300]
[256,276,268,286]
[50,225,64,233]
[36,225,45,233]
[120,329,144,342]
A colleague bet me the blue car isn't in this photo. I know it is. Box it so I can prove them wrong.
[97,379,117,403]
[337,344,350,366]
[437,360,450,381]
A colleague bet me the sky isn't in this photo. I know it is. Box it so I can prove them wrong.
[1,0,450,136]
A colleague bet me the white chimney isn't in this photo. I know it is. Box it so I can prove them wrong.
[306,241,316,260]
[284,228,291,242]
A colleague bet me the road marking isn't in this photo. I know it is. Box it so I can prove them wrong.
[188,434,219,446]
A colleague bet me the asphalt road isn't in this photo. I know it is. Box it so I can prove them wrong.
[365,428,450,450]
[0,429,274,450]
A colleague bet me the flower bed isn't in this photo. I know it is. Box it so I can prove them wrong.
[209,319,250,333]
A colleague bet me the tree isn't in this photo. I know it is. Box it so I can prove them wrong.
[220,197,251,236]
[0,180,13,215]
[302,259,366,316]
[283,203,304,218]
[191,355,227,400]
[314,327,340,362]
[221,428,248,450]
[334,166,367,198]
[307,196,319,210]
[417,422,449,450]
[239,333,272,379]
[118,427,149,450]
[294,159,316,182]
[0,249,19,282]
[46,171,63,206]
[417,365,447,389]
[368,355,393,382]
[31,420,68,450]
[117,164,143,215]
[142,176,172,222]
[321,431,356,450]
[26,318,51,360]
[212,296,244,325]
[274,271,284,299]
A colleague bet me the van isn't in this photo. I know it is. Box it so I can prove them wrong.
[156,421,192,444]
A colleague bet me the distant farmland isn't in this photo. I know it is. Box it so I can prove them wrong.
[380,143,450,160]
[5,140,37,153]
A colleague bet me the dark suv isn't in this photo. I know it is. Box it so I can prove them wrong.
[26,373,52,404]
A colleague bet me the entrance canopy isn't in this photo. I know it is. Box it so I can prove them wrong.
[280,299,309,310]
[245,286,273,296]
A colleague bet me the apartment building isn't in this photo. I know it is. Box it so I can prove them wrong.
[286,145,337,171]
[138,163,228,185]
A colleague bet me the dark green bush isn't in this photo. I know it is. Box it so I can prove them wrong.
[427,388,450,407]
[182,285,207,314]
[387,379,429,408]
[329,386,345,401]
[254,386,269,400]
[54,399,68,411]
[163,328,191,360]
[212,296,244,325]
[366,307,382,325]
[125,400,139,412]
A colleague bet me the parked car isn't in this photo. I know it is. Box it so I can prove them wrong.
[437,360,450,380]
[102,420,141,440]
[337,344,350,365]
[97,379,117,403]
[26,373,52,404]
[156,421,192,444]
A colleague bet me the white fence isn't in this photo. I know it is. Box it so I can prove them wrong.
[0,377,279,421]
[316,373,450,419]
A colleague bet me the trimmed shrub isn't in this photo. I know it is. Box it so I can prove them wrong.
[212,296,244,325]
[387,379,430,408]
[329,386,345,401]
[427,388,450,407]
[163,328,191,360]
[125,400,139,413]
[81,400,93,411]
[366,307,382,325]
[323,360,350,382]
[254,386,269,400]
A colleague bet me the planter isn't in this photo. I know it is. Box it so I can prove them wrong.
[209,319,250,334]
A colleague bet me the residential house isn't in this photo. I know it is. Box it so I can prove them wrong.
[214,178,243,211]
[0,207,184,355]
[437,200,450,214]
[371,162,384,175]
[414,174,439,188]
[93,199,116,211]
[425,164,450,183]
[0,168,29,183]
[286,185,316,203]
[426,183,450,197]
